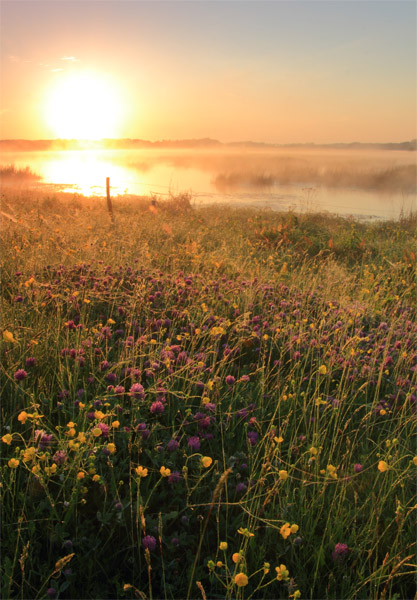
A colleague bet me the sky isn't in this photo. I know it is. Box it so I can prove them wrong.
[1,0,416,144]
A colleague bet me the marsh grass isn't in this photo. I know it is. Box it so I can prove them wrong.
[1,189,416,599]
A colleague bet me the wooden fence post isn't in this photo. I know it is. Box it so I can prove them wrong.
[106,177,114,223]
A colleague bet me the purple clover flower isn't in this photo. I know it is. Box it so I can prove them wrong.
[14,369,27,381]
[187,436,201,452]
[150,400,165,414]
[130,383,145,400]
[167,439,179,452]
[168,471,182,484]
[142,535,157,551]
[247,431,258,446]
[332,543,349,562]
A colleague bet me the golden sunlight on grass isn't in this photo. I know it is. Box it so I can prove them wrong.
[44,72,124,139]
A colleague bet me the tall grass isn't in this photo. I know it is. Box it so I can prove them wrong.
[1,189,416,599]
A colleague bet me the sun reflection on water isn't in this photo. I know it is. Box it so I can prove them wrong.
[41,151,144,196]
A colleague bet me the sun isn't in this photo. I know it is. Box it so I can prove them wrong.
[44,72,124,139]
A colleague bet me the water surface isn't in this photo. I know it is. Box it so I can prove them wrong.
[2,147,415,220]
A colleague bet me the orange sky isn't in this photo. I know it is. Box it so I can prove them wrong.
[1,1,416,143]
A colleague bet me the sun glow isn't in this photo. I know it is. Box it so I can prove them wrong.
[44,72,124,139]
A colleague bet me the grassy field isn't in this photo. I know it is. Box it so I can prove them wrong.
[1,187,416,600]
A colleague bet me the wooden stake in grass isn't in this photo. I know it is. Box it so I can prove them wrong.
[106,177,114,223]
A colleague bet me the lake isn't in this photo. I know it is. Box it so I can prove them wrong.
[2,146,416,220]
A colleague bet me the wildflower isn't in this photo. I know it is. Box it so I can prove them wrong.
[413,457,417,466]
[278,469,288,481]
[92,474,100,482]
[22,446,36,462]
[160,466,171,477]
[2,433,12,445]
[290,591,301,599]
[318,365,327,375]
[142,535,156,551]
[275,564,289,581]
[237,527,254,538]
[290,524,299,533]
[327,464,338,479]
[354,463,363,473]
[14,369,27,381]
[135,466,148,478]
[106,443,116,454]
[3,330,16,343]
[53,450,67,465]
[234,573,249,587]
[129,383,145,400]
[77,432,86,443]
[263,562,270,574]
[94,410,105,420]
[219,542,228,551]
[247,431,258,446]
[44,464,57,476]
[332,543,349,562]
[97,422,110,437]
[168,471,182,484]
[25,357,37,367]
[77,471,85,480]
[8,458,19,468]
[92,427,102,438]
[232,552,242,564]
[280,523,292,539]
[236,482,247,494]
[111,420,120,428]
[167,439,179,452]
[309,446,318,456]
[150,400,164,414]
[187,436,201,452]
[225,375,235,386]
[378,460,389,472]
[201,456,213,468]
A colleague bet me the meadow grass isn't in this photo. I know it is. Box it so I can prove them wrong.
[1,188,416,600]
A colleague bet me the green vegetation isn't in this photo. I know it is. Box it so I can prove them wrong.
[1,188,416,599]
[1,164,41,181]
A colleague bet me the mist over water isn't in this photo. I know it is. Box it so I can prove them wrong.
[1,146,416,219]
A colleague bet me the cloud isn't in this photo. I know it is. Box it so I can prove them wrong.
[51,68,64,73]
[61,56,80,62]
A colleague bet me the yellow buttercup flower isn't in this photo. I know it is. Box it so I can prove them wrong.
[318,365,327,375]
[160,466,171,477]
[107,443,116,454]
[18,411,29,424]
[135,466,148,477]
[275,564,290,581]
[219,542,228,551]
[2,434,13,445]
[278,469,288,481]
[44,464,57,476]
[3,330,16,343]
[234,573,248,587]
[22,446,36,462]
[201,456,213,468]
[378,460,389,472]
[8,458,20,468]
